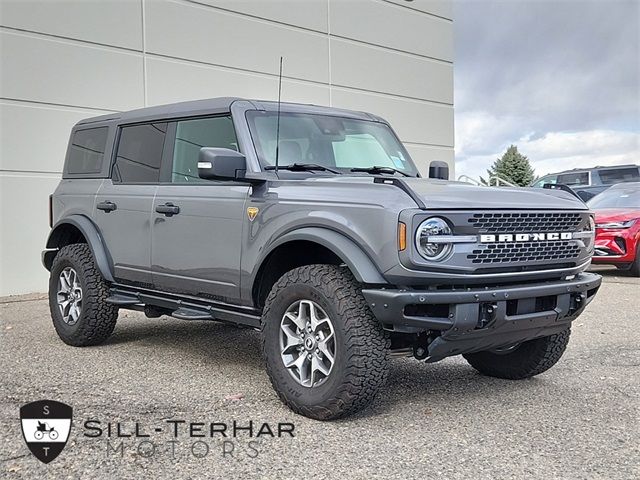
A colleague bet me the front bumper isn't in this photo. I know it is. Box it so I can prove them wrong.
[362,272,602,361]
[592,231,638,264]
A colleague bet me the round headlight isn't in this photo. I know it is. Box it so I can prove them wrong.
[584,216,595,252]
[415,217,453,261]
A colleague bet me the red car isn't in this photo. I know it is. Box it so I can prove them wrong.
[588,182,640,275]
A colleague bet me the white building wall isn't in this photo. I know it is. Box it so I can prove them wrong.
[0,0,454,296]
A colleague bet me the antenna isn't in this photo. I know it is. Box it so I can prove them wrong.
[274,56,283,173]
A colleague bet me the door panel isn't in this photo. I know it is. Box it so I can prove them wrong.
[151,185,249,301]
[94,181,156,286]
[94,121,168,286]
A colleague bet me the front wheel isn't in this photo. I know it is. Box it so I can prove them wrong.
[463,328,571,379]
[262,265,390,420]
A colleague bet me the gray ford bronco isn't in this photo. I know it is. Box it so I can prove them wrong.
[43,98,602,420]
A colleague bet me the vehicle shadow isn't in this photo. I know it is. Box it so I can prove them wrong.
[104,315,540,419]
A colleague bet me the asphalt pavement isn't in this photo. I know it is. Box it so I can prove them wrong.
[1,266,638,479]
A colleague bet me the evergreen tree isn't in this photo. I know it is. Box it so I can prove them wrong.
[484,145,536,186]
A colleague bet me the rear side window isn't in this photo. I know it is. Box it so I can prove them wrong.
[67,127,108,175]
[557,172,589,186]
[113,123,167,183]
[532,175,557,187]
[171,116,238,183]
[598,167,639,184]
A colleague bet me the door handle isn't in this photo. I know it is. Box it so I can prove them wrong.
[155,203,180,217]
[97,201,117,212]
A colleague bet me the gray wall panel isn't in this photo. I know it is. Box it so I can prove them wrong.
[330,38,453,103]
[0,0,142,50]
[385,0,453,20]
[0,31,144,111]
[0,174,61,296]
[192,0,328,32]
[0,102,102,173]
[146,57,330,106]
[405,143,455,176]
[145,0,329,82]
[329,0,453,61]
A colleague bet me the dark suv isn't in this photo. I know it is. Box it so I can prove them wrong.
[43,98,601,420]
[531,164,640,201]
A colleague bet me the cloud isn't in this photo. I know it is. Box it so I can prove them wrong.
[453,0,640,180]
[456,124,639,180]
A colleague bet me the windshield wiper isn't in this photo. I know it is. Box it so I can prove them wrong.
[350,166,411,177]
[265,163,342,174]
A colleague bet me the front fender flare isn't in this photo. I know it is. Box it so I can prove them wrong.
[44,215,114,283]
[260,227,387,285]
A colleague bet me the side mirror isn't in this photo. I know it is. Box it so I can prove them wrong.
[428,161,449,180]
[198,148,247,182]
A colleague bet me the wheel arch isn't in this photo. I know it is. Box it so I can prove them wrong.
[43,215,114,283]
[252,227,387,308]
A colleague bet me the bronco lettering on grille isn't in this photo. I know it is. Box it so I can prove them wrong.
[479,232,574,243]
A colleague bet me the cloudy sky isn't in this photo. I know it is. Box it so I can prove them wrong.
[453,0,639,181]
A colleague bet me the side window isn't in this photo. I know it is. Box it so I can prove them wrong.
[67,127,108,175]
[113,122,167,183]
[533,175,557,188]
[172,116,238,183]
[598,168,640,184]
[557,172,589,186]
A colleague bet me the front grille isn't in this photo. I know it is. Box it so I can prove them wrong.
[467,241,581,264]
[468,212,583,233]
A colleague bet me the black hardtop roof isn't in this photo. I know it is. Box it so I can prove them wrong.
[76,97,382,127]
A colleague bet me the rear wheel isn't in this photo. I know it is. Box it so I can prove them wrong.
[463,328,571,379]
[262,265,390,420]
[48,244,118,346]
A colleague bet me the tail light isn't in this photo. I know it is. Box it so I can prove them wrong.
[49,194,53,228]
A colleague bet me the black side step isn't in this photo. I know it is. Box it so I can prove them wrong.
[106,293,140,306]
[107,285,262,328]
[172,308,214,321]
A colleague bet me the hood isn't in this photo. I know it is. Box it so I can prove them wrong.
[400,178,588,210]
[594,208,640,223]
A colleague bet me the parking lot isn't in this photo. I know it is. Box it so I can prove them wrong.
[1,266,638,479]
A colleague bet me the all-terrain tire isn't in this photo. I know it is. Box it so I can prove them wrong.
[48,243,118,346]
[261,265,390,420]
[463,328,571,379]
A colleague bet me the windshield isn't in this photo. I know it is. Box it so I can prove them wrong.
[246,111,419,176]
[587,184,640,209]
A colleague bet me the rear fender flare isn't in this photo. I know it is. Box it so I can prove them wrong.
[44,215,114,283]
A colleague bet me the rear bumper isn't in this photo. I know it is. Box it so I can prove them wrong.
[362,272,602,361]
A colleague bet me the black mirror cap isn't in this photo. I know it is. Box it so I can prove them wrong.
[428,161,449,180]
[198,147,248,181]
